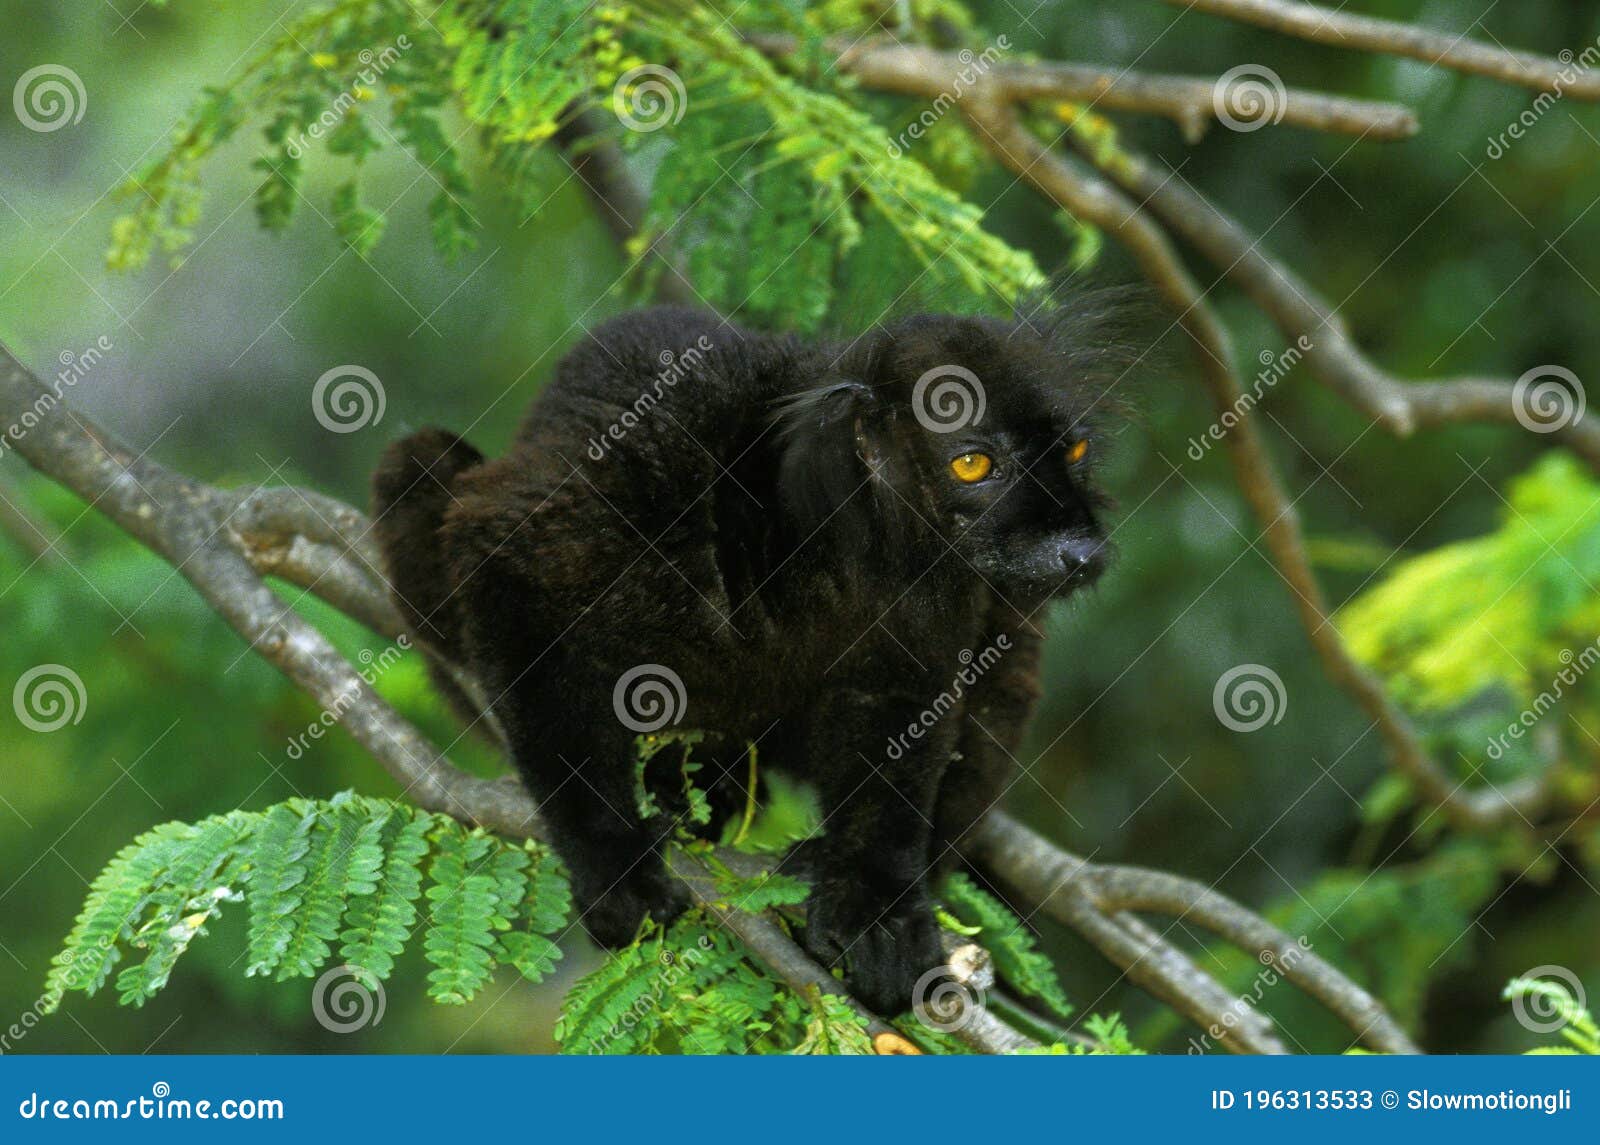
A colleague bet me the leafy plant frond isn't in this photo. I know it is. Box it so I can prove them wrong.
[1504,975,1600,1055]
[43,793,570,1014]
[940,871,1073,1020]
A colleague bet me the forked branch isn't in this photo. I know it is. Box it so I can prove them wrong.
[0,341,1411,1053]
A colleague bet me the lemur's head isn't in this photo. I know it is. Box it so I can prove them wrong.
[779,294,1138,603]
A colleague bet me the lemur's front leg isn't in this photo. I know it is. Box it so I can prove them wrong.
[799,685,953,1014]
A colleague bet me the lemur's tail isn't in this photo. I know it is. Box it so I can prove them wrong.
[371,429,484,716]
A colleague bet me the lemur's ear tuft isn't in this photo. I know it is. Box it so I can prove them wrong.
[775,379,886,548]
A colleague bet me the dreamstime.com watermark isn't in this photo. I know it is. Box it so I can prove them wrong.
[1186,335,1313,460]
[1511,365,1585,434]
[588,937,716,1052]
[1186,937,1314,1054]
[1212,663,1287,733]
[1,937,113,1053]
[886,636,1011,761]
[285,37,411,159]
[910,962,988,1033]
[1486,38,1600,158]
[887,36,1011,157]
[0,336,113,462]
[284,636,409,758]
[1486,638,1600,760]
[17,1083,283,1121]
[585,335,713,460]
[1509,965,1588,1035]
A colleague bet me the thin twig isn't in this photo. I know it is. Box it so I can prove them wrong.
[747,32,1418,141]
[1159,0,1600,100]
[1074,142,1600,468]
[968,812,1419,1054]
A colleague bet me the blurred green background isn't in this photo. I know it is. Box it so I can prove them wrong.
[2,0,1597,1053]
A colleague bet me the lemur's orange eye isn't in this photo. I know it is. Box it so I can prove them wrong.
[1066,439,1089,465]
[949,453,993,483]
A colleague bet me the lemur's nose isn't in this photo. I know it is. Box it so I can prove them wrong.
[1058,537,1106,581]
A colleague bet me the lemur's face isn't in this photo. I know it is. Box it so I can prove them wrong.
[777,305,1130,601]
[870,319,1113,603]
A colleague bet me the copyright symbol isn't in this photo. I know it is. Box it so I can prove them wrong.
[1381,1090,1398,1109]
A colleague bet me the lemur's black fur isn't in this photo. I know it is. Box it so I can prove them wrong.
[372,302,1128,1012]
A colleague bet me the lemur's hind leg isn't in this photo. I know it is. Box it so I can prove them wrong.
[371,428,487,727]
[452,562,687,947]
[935,623,1044,864]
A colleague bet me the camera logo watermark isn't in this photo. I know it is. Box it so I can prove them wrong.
[14,64,86,132]
[311,964,386,1033]
[1509,965,1587,1035]
[312,364,386,434]
[13,664,86,732]
[1212,663,1286,732]
[613,664,687,733]
[912,365,986,434]
[612,65,686,132]
[910,964,986,1033]
[1512,365,1584,434]
[1213,65,1286,133]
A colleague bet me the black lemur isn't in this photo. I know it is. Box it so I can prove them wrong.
[372,302,1125,1013]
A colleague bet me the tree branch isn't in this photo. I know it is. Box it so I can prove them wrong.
[1072,142,1600,467]
[0,341,1025,1054]
[950,94,1547,835]
[967,812,1419,1054]
[748,33,1417,141]
[1160,0,1600,100]
[0,336,1416,1052]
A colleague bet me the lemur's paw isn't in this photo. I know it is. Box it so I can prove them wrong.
[802,885,942,1015]
[576,865,690,948]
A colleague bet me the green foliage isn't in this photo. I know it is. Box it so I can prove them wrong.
[939,871,1074,1020]
[43,794,570,1014]
[1341,454,1600,714]
[103,0,1047,330]
[1504,977,1600,1055]
[1013,1013,1142,1055]
[1338,453,1600,823]
[553,900,871,1054]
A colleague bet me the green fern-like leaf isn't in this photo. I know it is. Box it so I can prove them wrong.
[275,794,384,980]
[339,807,432,980]
[556,942,660,1053]
[792,991,873,1055]
[42,821,203,1010]
[421,826,502,1004]
[242,802,317,977]
[940,871,1073,1021]
[114,811,253,1006]
[497,841,570,984]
